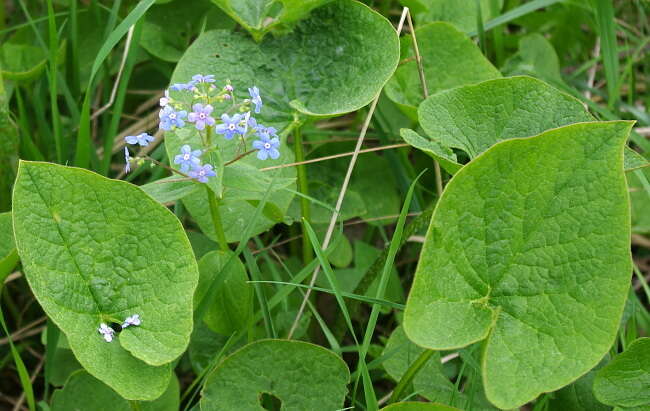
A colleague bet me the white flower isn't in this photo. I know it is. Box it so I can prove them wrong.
[98,323,114,342]
[122,314,141,328]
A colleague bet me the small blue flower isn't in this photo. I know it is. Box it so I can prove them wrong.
[189,163,217,183]
[174,144,202,172]
[192,74,215,83]
[159,106,187,131]
[188,103,216,131]
[122,314,141,328]
[160,90,170,107]
[248,86,262,113]
[215,113,246,140]
[124,132,155,147]
[169,82,195,91]
[124,147,132,173]
[98,323,114,343]
[253,132,280,160]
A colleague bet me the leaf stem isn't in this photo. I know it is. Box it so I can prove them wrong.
[206,185,229,251]
[389,349,435,403]
[224,149,257,166]
[293,125,313,263]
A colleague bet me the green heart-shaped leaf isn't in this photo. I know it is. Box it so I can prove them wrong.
[385,22,500,118]
[400,128,462,175]
[502,34,565,85]
[51,371,179,410]
[401,0,503,32]
[12,161,199,400]
[418,76,645,171]
[201,339,349,410]
[404,121,633,409]
[381,402,461,411]
[211,0,330,41]
[593,338,650,408]
[173,0,399,121]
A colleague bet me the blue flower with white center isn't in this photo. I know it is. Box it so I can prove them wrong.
[189,163,217,183]
[174,145,202,172]
[248,86,262,113]
[215,113,246,140]
[124,132,155,147]
[192,74,215,83]
[253,132,280,160]
[98,323,114,342]
[122,314,141,328]
[188,103,216,131]
[124,147,132,173]
[159,106,187,131]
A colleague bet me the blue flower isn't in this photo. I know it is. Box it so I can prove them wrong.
[188,103,216,131]
[215,113,246,140]
[248,86,262,113]
[174,144,202,172]
[98,323,114,343]
[124,132,154,147]
[124,147,132,173]
[192,74,215,83]
[189,163,217,183]
[122,314,141,328]
[253,132,280,160]
[159,106,187,131]
[169,82,195,91]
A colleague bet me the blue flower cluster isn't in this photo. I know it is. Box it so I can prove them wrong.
[123,74,281,183]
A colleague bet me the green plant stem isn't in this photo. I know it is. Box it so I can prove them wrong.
[206,186,229,251]
[293,126,313,263]
[389,349,435,403]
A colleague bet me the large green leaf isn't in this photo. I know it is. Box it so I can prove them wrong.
[404,121,633,409]
[418,76,592,158]
[398,0,504,32]
[211,0,330,41]
[201,339,349,410]
[593,338,650,408]
[195,250,252,335]
[0,212,18,284]
[385,22,500,118]
[417,76,644,170]
[12,161,199,400]
[173,0,399,120]
[51,371,179,410]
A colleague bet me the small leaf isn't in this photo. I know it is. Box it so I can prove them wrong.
[401,0,504,32]
[0,79,18,212]
[12,161,199,400]
[0,212,19,283]
[195,250,252,335]
[624,148,649,172]
[593,338,650,408]
[201,339,350,410]
[502,33,565,85]
[400,129,462,175]
[140,177,201,204]
[211,0,330,40]
[548,356,610,411]
[0,27,66,82]
[51,371,179,410]
[404,121,634,409]
[385,22,500,118]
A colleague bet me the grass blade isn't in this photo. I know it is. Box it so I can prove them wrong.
[468,0,564,36]
[593,0,620,107]
[0,306,35,411]
[46,0,63,163]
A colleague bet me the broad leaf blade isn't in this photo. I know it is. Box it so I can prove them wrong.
[0,212,19,283]
[12,161,199,400]
[200,339,350,409]
[404,121,633,409]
